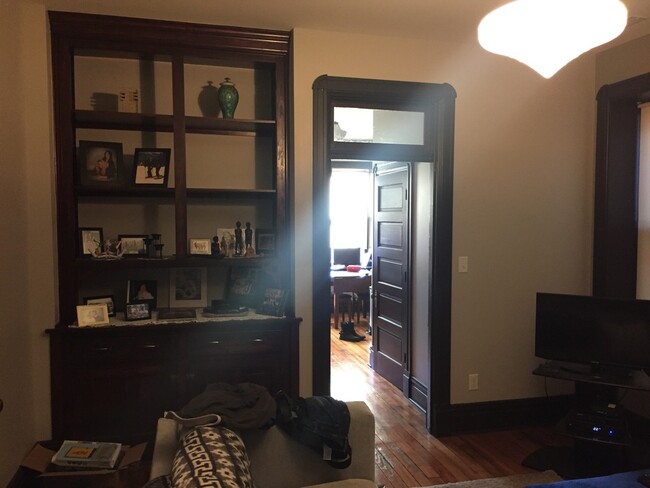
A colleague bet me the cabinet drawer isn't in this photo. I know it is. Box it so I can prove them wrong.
[188,329,284,357]
[72,334,175,369]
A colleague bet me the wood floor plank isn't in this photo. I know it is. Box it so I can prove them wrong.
[330,317,567,486]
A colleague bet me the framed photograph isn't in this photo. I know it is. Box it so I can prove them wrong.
[170,267,208,308]
[125,302,151,321]
[78,140,123,187]
[257,288,287,317]
[79,227,103,256]
[255,229,275,255]
[227,267,258,306]
[127,279,157,310]
[118,234,149,256]
[76,304,110,327]
[189,238,212,255]
[83,295,115,317]
[133,148,171,187]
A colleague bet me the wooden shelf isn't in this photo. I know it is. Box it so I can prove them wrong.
[74,110,275,136]
[75,187,276,199]
[74,255,276,271]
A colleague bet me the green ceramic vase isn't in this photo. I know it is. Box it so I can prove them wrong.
[218,77,239,119]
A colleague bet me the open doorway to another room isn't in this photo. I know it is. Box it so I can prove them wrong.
[312,75,456,435]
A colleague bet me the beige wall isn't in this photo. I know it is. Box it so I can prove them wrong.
[596,34,650,88]
[0,0,56,484]
[293,28,595,401]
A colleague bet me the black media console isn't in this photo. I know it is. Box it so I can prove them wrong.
[523,361,650,478]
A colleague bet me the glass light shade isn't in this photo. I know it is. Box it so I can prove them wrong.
[478,0,628,78]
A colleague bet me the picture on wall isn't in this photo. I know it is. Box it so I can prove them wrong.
[78,140,123,187]
[170,267,207,308]
[132,148,171,186]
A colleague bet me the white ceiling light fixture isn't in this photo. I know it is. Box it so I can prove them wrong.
[478,0,628,78]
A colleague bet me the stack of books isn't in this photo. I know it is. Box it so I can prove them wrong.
[51,440,122,469]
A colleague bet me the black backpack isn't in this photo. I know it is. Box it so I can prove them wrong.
[275,392,352,469]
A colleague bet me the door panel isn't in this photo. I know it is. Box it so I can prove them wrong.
[371,163,410,394]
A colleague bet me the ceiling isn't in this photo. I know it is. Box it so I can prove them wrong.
[45,0,650,48]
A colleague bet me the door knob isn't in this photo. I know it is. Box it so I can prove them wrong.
[0,399,3,412]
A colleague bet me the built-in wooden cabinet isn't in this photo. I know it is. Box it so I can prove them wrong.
[49,318,299,442]
[49,11,292,324]
[47,12,296,441]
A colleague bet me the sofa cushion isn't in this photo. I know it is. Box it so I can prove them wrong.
[171,425,254,488]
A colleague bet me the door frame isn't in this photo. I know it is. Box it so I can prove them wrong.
[311,75,456,435]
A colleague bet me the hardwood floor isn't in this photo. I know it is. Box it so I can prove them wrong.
[330,319,569,487]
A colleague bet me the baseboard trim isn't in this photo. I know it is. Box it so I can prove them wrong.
[431,395,572,437]
[408,377,428,413]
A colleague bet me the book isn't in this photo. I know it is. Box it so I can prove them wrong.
[51,440,122,469]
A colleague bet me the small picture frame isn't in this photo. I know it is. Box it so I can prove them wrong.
[83,295,115,317]
[226,267,260,307]
[125,302,152,321]
[255,229,275,255]
[189,238,212,255]
[257,288,287,317]
[119,234,149,256]
[170,268,208,308]
[78,140,123,187]
[76,304,110,327]
[79,227,103,256]
[133,148,171,187]
[127,279,157,310]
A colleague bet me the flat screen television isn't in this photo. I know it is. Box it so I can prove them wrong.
[535,292,650,374]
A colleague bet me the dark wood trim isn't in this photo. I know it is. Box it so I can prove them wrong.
[593,73,650,298]
[408,376,428,413]
[432,395,573,437]
[311,75,456,437]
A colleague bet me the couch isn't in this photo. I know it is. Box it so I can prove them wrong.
[149,400,377,488]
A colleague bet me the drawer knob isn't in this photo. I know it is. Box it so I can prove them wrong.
[209,340,220,344]
[95,347,110,352]
[142,344,158,349]
[252,338,264,343]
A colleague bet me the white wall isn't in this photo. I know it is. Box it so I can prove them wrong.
[293,28,595,402]
[0,0,56,484]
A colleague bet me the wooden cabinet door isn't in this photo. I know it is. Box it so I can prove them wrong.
[183,325,291,404]
[57,332,178,442]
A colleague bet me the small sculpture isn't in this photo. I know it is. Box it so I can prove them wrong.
[234,221,244,256]
[244,222,255,256]
[92,239,124,259]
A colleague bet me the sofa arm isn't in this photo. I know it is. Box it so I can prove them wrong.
[149,401,376,487]
[242,400,375,487]
[149,417,180,480]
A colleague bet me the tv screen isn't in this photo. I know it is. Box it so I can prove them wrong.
[535,293,650,372]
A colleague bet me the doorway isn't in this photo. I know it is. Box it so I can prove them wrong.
[312,76,456,434]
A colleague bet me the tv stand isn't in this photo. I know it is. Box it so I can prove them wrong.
[523,361,650,478]
[533,360,650,391]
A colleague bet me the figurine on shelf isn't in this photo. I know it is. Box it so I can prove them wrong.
[245,222,255,257]
[234,221,244,256]
[92,239,124,260]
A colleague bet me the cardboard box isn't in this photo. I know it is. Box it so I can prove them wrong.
[19,441,147,487]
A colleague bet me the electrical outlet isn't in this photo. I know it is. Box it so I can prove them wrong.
[469,373,479,390]
[458,256,468,273]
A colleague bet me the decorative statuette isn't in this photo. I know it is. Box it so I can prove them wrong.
[198,81,220,117]
[218,77,239,119]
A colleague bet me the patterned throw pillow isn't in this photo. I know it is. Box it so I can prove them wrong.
[171,425,254,488]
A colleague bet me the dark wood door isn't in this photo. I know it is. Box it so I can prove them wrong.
[370,163,410,392]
